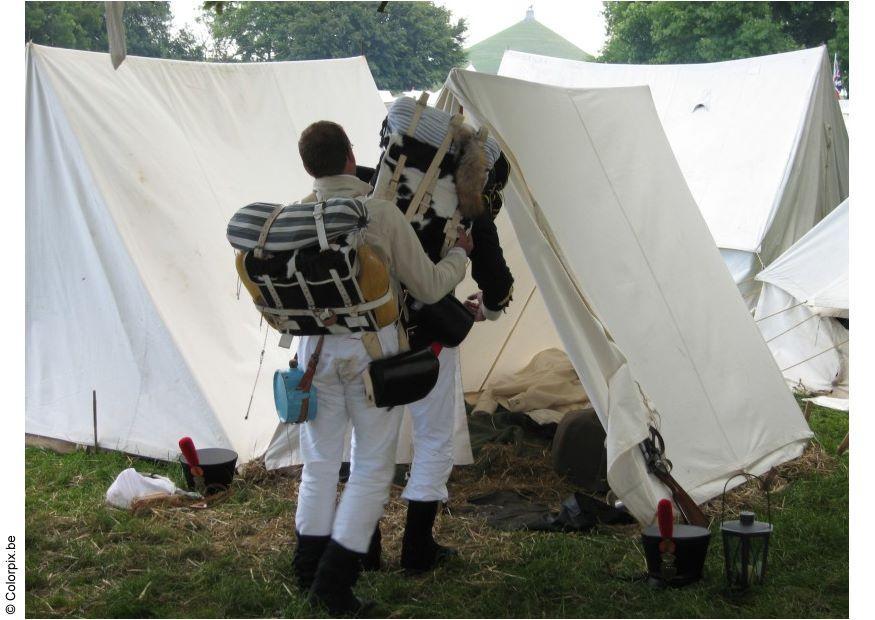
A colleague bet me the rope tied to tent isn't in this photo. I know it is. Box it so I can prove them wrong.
[635,381,662,431]
[780,339,848,373]
[764,313,818,343]
[243,328,271,420]
[754,299,809,323]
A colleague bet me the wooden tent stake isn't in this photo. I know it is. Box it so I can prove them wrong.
[92,390,99,453]
[837,432,849,456]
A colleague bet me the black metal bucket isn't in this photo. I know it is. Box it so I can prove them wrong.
[179,447,238,495]
[641,523,711,587]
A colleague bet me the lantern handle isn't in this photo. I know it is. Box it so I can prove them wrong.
[719,472,772,526]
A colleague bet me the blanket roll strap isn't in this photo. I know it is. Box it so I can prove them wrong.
[386,95,428,199]
[405,114,465,223]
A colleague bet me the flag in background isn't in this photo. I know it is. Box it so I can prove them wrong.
[833,52,844,99]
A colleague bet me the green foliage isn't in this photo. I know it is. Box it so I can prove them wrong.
[25,1,206,60]
[601,1,849,90]
[205,1,467,91]
[601,2,795,64]
[829,2,849,90]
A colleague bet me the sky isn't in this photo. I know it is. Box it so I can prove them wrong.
[169,0,608,56]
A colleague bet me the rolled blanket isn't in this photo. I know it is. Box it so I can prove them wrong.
[386,96,502,167]
[226,198,369,253]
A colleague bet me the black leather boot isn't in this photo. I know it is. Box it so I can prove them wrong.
[292,532,330,592]
[308,539,374,616]
[361,523,382,571]
[400,500,458,573]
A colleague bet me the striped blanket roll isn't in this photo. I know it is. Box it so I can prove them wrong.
[388,97,502,168]
[227,198,369,253]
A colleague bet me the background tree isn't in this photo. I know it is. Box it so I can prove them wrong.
[25,1,206,60]
[205,1,467,91]
[601,1,850,91]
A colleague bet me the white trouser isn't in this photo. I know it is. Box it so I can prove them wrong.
[402,345,460,503]
[294,326,401,554]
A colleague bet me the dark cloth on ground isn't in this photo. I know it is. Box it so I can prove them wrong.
[459,490,634,532]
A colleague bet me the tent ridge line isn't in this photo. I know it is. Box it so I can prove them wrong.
[758,49,826,263]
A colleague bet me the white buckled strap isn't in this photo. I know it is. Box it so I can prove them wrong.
[329,268,353,309]
[385,154,408,199]
[441,211,463,257]
[313,202,330,251]
[254,203,285,259]
[261,275,283,308]
[385,95,429,200]
[293,270,317,311]
[254,289,393,317]
[406,114,464,222]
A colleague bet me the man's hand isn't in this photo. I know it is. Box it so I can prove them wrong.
[453,226,474,256]
[464,291,487,322]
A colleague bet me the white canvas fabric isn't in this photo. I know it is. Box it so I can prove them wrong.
[497,47,848,310]
[757,199,849,314]
[755,199,849,394]
[442,69,811,521]
[840,99,849,133]
[26,44,473,467]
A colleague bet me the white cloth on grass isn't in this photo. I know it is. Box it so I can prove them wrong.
[105,468,179,509]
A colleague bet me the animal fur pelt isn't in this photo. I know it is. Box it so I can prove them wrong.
[453,125,489,219]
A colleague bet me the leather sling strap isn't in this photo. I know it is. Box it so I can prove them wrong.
[313,202,330,251]
[295,335,325,423]
[405,113,464,222]
[440,211,463,256]
[438,123,489,255]
[386,93,429,198]
[254,203,285,259]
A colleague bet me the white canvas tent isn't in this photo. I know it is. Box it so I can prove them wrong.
[25,44,478,467]
[755,199,849,401]
[495,47,849,310]
[440,68,811,521]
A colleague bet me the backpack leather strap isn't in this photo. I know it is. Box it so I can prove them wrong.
[295,335,325,423]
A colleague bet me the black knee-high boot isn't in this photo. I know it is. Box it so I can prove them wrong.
[292,532,330,591]
[308,539,373,615]
[400,500,457,572]
[362,523,382,571]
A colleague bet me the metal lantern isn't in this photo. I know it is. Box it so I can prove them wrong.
[720,473,773,590]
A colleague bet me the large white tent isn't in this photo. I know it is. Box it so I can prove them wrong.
[26,44,395,464]
[440,69,811,521]
[755,199,849,400]
[495,47,848,310]
[27,43,813,522]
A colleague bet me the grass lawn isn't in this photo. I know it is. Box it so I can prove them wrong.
[25,403,848,618]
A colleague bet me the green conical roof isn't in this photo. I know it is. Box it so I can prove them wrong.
[466,10,593,74]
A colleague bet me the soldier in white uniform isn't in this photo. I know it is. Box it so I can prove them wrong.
[290,121,473,615]
[399,208,513,572]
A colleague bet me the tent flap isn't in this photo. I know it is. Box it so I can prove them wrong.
[445,68,812,522]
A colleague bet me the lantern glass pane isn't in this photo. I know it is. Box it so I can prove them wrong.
[723,532,770,588]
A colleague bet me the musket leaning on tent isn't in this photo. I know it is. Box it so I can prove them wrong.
[640,427,709,527]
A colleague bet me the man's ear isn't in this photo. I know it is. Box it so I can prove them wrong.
[344,147,357,174]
